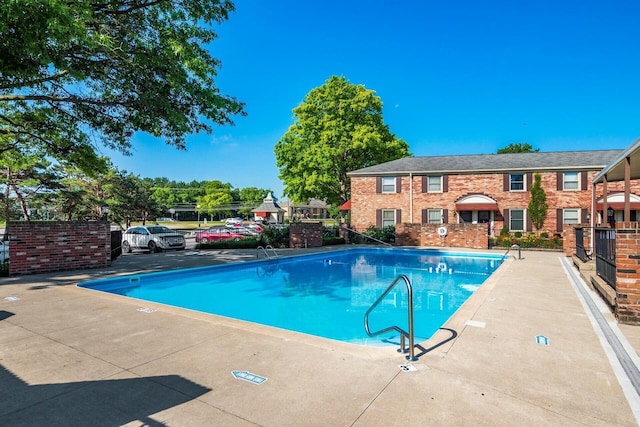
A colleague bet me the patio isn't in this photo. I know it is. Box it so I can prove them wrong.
[1,248,640,426]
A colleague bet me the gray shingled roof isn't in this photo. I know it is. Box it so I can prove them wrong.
[347,149,623,176]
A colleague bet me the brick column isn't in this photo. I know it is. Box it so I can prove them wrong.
[289,222,323,248]
[615,222,640,324]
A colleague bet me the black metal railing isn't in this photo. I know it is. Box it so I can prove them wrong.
[594,227,616,289]
[110,230,122,261]
[575,227,590,262]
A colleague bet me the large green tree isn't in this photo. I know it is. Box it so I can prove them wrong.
[497,143,539,154]
[0,0,244,171]
[275,76,410,206]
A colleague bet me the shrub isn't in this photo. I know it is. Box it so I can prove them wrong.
[540,232,549,238]
[258,225,290,248]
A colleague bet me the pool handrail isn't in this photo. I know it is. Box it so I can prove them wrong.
[256,245,279,259]
[342,226,393,246]
[502,244,522,261]
[364,274,417,361]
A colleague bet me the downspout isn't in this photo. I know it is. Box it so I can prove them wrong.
[409,173,413,223]
[591,178,596,255]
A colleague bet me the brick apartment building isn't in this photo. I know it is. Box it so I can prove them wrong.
[347,149,639,236]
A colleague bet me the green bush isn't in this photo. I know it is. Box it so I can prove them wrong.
[258,225,290,248]
[514,231,523,238]
[323,237,345,246]
[540,232,549,238]
[196,238,261,250]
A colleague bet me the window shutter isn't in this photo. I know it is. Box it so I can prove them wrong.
[443,175,449,192]
[376,209,382,227]
[396,176,402,193]
[503,174,509,191]
[581,208,588,224]
[421,176,427,193]
[581,171,588,190]
[376,177,382,193]
[421,209,428,224]
[442,209,449,224]
[396,209,402,224]
[503,209,510,229]
[556,209,563,232]
[557,172,563,190]
[526,173,533,191]
[526,215,532,232]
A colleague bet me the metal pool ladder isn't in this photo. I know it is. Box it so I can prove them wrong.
[364,274,417,361]
[256,245,279,259]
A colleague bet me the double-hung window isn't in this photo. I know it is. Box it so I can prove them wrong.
[510,174,525,191]
[563,209,580,224]
[509,209,525,231]
[427,176,442,193]
[381,177,396,193]
[563,172,579,190]
[427,209,443,224]
[381,209,396,227]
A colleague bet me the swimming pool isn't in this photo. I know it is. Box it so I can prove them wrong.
[78,248,504,346]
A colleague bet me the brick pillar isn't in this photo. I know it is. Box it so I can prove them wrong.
[289,222,323,248]
[615,222,640,324]
[563,224,575,257]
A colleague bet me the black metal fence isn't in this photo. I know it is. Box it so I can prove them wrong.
[575,227,590,262]
[110,230,122,261]
[594,227,616,289]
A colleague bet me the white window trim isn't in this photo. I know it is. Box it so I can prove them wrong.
[427,175,443,193]
[427,209,443,224]
[509,173,526,192]
[381,209,396,227]
[563,208,580,224]
[509,209,526,231]
[381,176,396,193]
[563,172,580,191]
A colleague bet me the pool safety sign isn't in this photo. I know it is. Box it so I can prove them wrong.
[232,370,268,385]
[536,335,549,346]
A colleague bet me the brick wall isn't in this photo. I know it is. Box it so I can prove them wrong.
[289,222,323,248]
[562,224,593,257]
[350,172,637,235]
[615,222,640,324]
[396,223,488,249]
[8,221,111,275]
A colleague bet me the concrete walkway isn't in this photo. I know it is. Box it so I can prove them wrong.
[1,248,640,426]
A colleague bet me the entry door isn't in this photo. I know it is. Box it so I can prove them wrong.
[478,211,491,223]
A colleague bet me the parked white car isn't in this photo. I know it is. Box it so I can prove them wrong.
[121,226,186,253]
[0,240,8,262]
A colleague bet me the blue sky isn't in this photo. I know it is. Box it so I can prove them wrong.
[105,0,640,199]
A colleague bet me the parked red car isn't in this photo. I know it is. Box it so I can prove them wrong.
[195,227,245,243]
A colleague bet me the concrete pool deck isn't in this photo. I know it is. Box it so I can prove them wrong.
[1,247,640,426]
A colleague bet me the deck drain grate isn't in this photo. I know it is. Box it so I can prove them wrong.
[137,307,156,313]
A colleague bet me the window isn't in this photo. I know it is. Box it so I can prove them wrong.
[427,209,443,224]
[563,172,579,190]
[509,209,525,231]
[427,176,442,192]
[381,176,396,193]
[510,174,525,191]
[382,209,396,227]
[563,209,580,224]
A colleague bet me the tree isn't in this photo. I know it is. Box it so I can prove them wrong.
[275,76,410,206]
[497,143,539,154]
[528,173,548,232]
[0,0,245,172]
[196,180,234,218]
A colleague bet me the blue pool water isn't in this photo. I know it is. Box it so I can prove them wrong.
[78,248,503,346]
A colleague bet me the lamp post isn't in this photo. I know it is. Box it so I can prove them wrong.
[196,204,201,228]
[101,204,109,223]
